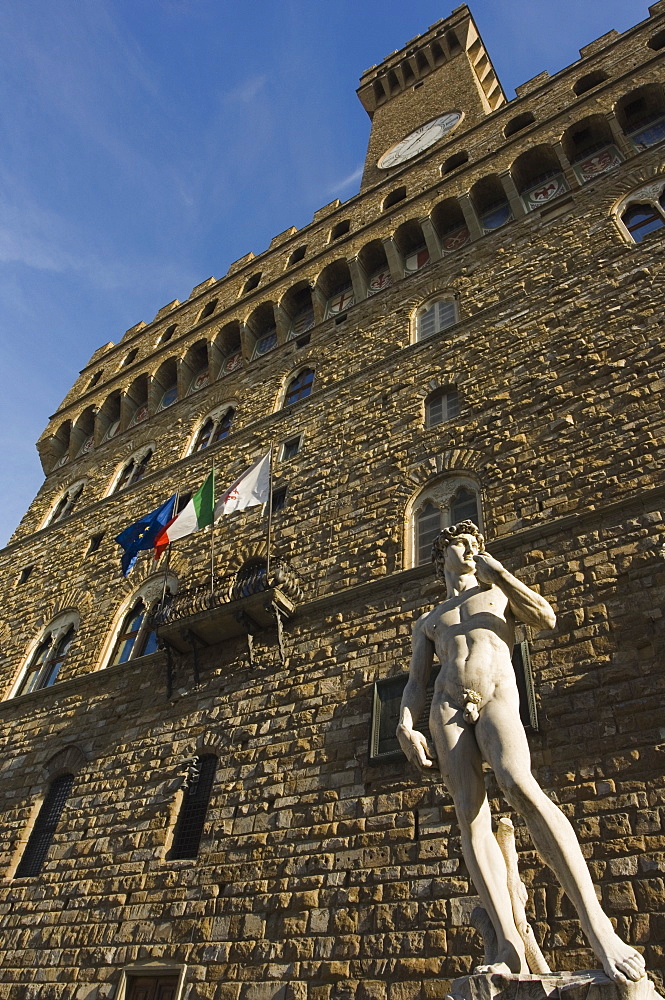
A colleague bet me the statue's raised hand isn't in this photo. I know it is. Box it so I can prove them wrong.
[397,724,436,771]
[473,550,505,586]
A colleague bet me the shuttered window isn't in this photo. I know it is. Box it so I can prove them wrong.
[169,755,217,860]
[416,299,457,341]
[15,774,74,878]
[426,388,460,427]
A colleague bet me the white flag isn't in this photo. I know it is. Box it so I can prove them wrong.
[214,452,271,519]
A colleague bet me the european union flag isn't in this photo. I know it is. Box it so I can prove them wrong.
[115,495,177,576]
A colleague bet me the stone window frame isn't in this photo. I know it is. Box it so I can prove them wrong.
[108,445,155,496]
[404,473,483,569]
[99,574,178,672]
[424,385,460,428]
[7,745,87,880]
[42,479,87,529]
[280,366,316,408]
[411,294,459,345]
[114,963,187,1000]
[612,177,665,244]
[187,404,237,456]
[8,610,80,700]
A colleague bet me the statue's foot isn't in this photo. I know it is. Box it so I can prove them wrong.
[595,933,645,983]
[472,963,513,976]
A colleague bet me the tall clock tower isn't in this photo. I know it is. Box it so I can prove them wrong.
[357,4,506,191]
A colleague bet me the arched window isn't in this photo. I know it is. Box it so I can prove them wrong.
[46,482,85,526]
[192,408,235,452]
[107,577,177,667]
[622,203,665,241]
[426,387,460,426]
[284,369,314,406]
[414,298,458,342]
[409,476,483,567]
[14,773,74,878]
[12,613,79,698]
[168,755,218,860]
[617,181,665,243]
[114,450,153,493]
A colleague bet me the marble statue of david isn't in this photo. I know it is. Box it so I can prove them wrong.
[397,520,645,984]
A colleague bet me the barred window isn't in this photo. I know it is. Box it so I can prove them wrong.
[169,755,217,860]
[14,774,74,878]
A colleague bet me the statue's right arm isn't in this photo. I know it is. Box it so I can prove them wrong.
[397,615,436,770]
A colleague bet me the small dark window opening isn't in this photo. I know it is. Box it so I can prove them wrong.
[330,220,351,241]
[441,151,469,174]
[87,533,104,555]
[648,29,665,51]
[287,245,307,267]
[242,273,262,294]
[271,486,288,513]
[87,371,102,389]
[160,324,177,344]
[413,80,424,90]
[383,187,407,211]
[503,112,535,138]
[199,299,218,321]
[296,333,311,348]
[334,314,347,325]
[169,755,217,860]
[573,70,608,97]
[282,436,301,460]
[15,773,74,878]
[18,566,33,585]
[122,349,138,367]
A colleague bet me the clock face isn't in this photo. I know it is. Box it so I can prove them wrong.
[377,112,462,169]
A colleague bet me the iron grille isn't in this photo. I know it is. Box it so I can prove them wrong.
[169,755,217,860]
[15,773,74,878]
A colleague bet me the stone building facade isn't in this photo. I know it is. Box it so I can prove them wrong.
[0,4,664,998]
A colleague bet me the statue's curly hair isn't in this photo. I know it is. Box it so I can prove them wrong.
[432,520,485,578]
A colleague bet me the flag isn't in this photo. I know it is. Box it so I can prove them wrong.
[214,452,271,519]
[115,495,177,576]
[154,470,215,557]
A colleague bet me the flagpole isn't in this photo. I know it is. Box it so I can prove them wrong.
[266,444,274,587]
[210,459,216,598]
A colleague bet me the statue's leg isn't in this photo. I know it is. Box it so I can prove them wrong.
[430,696,528,974]
[476,695,645,984]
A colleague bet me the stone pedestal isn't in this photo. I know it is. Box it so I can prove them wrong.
[448,972,663,1000]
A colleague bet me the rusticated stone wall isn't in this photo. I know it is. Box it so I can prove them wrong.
[0,4,664,999]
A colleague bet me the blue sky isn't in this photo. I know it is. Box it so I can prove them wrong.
[0,0,647,546]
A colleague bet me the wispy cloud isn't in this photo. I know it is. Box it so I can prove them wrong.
[326,165,363,196]
[223,75,268,105]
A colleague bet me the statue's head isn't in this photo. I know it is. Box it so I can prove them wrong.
[432,520,485,580]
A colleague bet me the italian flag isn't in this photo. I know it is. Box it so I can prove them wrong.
[154,470,215,557]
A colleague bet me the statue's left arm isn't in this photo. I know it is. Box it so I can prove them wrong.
[474,552,556,630]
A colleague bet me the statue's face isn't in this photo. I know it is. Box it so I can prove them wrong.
[444,533,479,575]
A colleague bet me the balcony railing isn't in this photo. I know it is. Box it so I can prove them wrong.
[152,561,302,655]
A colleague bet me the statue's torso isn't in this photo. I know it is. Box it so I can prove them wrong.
[423,584,517,712]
